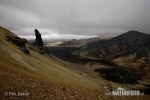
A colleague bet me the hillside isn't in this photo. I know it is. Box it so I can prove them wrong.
[0,26,150,99]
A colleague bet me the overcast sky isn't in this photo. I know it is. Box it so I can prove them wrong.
[0,0,150,41]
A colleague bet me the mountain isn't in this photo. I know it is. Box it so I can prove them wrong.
[74,31,150,62]
[0,26,150,99]
[59,36,111,46]
[73,31,150,84]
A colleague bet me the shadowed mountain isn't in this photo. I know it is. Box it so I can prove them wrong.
[74,31,150,63]
[72,31,150,85]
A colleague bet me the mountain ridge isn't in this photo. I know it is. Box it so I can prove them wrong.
[59,36,111,46]
[74,30,150,62]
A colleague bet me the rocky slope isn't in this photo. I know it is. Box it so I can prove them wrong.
[0,27,150,99]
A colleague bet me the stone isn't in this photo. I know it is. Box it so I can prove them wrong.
[6,36,27,47]
[6,35,29,54]
[33,29,53,57]
[34,29,44,46]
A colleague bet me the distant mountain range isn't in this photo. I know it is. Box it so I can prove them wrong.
[59,36,111,46]
[73,30,150,63]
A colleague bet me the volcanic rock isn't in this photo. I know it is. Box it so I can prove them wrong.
[94,63,141,84]
[32,29,52,56]
[6,36,27,47]
[6,35,29,54]
[34,29,44,46]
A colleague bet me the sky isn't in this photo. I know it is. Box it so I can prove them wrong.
[0,0,150,41]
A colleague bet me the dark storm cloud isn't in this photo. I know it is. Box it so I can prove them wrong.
[0,0,150,40]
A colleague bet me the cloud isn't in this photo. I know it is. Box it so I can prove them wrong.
[0,0,150,41]
[0,4,41,29]
[16,28,96,41]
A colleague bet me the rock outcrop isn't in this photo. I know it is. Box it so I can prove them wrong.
[34,29,44,46]
[6,35,29,54]
[6,36,27,47]
[32,29,51,56]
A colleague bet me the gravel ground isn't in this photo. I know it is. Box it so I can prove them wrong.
[1,65,149,100]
